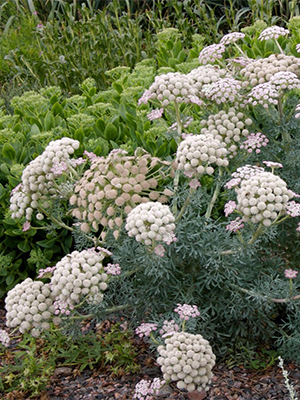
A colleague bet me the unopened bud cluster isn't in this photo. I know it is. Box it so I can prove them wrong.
[235,171,294,226]
[10,138,80,221]
[146,72,198,106]
[5,278,56,337]
[125,202,176,246]
[239,54,300,88]
[70,150,171,235]
[50,248,109,311]
[157,331,216,392]
[200,109,252,157]
[187,65,229,93]
[176,133,228,177]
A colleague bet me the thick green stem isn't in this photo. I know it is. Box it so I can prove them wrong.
[278,96,292,151]
[230,283,300,303]
[205,167,223,220]
[175,187,194,222]
[247,222,264,245]
[173,102,182,137]
[38,206,73,231]
[65,304,131,321]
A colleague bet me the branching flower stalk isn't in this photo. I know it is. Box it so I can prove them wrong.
[37,205,74,232]
[173,102,183,137]
[229,283,300,303]
[277,95,292,151]
[62,304,131,321]
[205,167,223,219]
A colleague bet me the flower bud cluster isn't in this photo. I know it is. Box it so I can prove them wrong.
[0,329,10,347]
[125,202,176,246]
[176,133,228,177]
[258,26,289,41]
[70,150,171,235]
[198,43,226,65]
[200,109,252,157]
[157,331,216,392]
[50,248,109,311]
[239,54,300,88]
[5,278,55,337]
[201,78,243,106]
[187,65,230,93]
[146,72,199,106]
[10,138,80,221]
[235,171,294,226]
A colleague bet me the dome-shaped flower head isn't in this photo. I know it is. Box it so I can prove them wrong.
[50,248,111,312]
[269,71,300,91]
[10,138,81,222]
[201,78,243,106]
[176,133,228,177]
[220,32,245,45]
[157,331,216,392]
[239,54,300,88]
[235,171,294,226]
[146,72,199,107]
[246,83,279,108]
[258,26,289,41]
[5,278,56,337]
[199,43,226,65]
[200,108,252,157]
[187,65,230,93]
[69,149,171,235]
[125,202,176,246]
[225,165,265,189]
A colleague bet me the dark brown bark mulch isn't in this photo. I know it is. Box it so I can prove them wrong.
[1,300,300,400]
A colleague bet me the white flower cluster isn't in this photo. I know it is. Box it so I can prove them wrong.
[201,78,243,106]
[269,71,300,91]
[220,32,245,45]
[70,150,171,236]
[10,138,80,221]
[187,65,230,93]
[235,171,294,226]
[198,43,225,65]
[258,26,289,41]
[225,165,265,189]
[239,54,300,88]
[125,202,176,246]
[50,249,109,311]
[147,72,198,106]
[157,331,216,392]
[176,133,228,177]
[5,278,56,337]
[246,83,279,108]
[200,109,252,157]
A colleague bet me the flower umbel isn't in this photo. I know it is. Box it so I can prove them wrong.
[174,303,200,320]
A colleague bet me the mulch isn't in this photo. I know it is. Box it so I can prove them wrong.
[1,300,300,400]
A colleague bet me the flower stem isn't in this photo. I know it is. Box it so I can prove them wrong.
[205,167,223,220]
[247,222,264,245]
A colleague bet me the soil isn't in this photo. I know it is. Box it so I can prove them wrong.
[1,300,300,400]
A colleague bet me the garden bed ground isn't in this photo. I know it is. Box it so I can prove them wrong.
[1,297,300,400]
[37,359,300,400]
